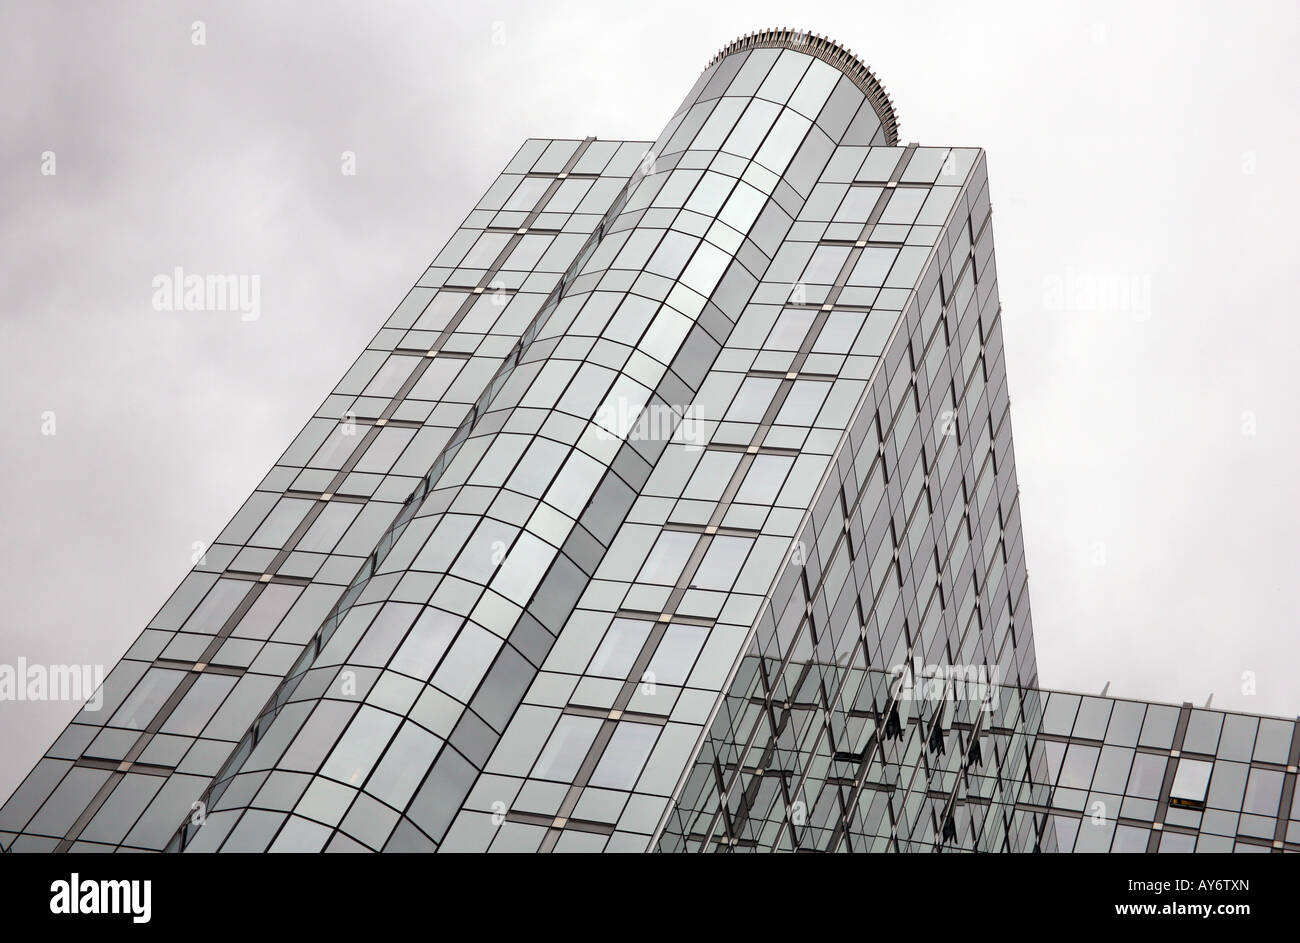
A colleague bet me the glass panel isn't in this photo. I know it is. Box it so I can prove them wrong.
[645,624,709,687]
[690,536,753,591]
[532,716,602,782]
[1040,693,1079,736]
[1137,705,1179,748]
[1170,759,1213,804]
[638,531,698,585]
[589,620,652,680]
[588,722,660,791]
[1182,710,1222,755]
[321,706,401,788]
[1216,713,1258,762]
[1253,718,1293,765]
[160,673,237,737]
[725,377,780,423]
[1090,745,1132,794]
[1125,752,1167,799]
[1105,700,1145,746]
[1111,824,1149,852]
[108,669,186,731]
[1243,768,1284,816]
[1057,743,1100,790]
[1072,697,1112,741]
[1206,761,1249,811]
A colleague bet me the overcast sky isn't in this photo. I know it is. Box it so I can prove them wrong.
[2,0,1298,804]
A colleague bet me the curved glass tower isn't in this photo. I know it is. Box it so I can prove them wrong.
[4,30,1296,854]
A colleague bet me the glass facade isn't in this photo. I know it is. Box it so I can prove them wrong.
[662,666,1299,852]
[1,29,1295,854]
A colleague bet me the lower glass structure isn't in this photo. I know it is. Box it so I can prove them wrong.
[661,666,1299,852]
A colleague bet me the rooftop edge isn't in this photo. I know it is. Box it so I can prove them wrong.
[706,28,901,146]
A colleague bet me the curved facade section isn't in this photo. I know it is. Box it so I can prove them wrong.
[172,43,890,851]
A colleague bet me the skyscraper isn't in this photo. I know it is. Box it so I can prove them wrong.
[2,29,1295,853]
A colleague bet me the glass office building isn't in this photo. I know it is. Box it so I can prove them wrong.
[2,29,1296,853]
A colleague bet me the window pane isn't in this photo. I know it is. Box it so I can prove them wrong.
[589,620,651,679]
[1243,768,1283,816]
[532,716,601,782]
[645,624,708,687]
[109,669,186,731]
[638,531,697,585]
[160,673,237,737]
[588,722,660,791]
[1170,758,1213,804]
